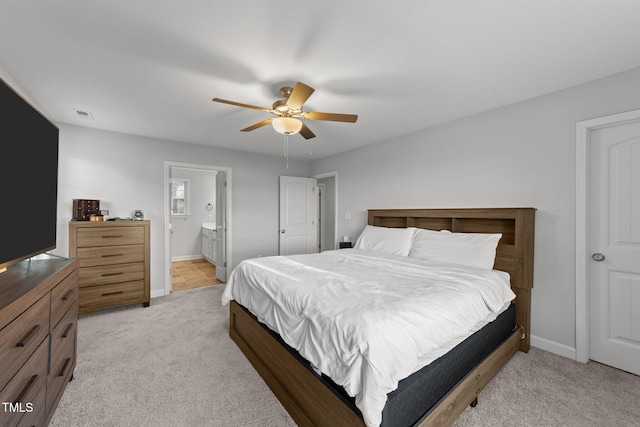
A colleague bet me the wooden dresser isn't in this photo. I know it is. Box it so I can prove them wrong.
[0,257,78,427]
[69,220,150,315]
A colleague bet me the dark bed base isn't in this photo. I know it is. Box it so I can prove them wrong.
[383,303,517,426]
[230,300,523,427]
[235,302,517,427]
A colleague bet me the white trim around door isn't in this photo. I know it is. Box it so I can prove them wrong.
[312,171,339,251]
[575,108,640,363]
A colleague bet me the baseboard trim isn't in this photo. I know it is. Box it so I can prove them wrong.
[530,334,577,360]
[171,255,204,262]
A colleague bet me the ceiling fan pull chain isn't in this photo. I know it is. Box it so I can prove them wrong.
[284,134,289,170]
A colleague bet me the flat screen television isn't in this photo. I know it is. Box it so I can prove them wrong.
[0,77,59,272]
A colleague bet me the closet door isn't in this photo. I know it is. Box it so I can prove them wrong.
[279,176,318,255]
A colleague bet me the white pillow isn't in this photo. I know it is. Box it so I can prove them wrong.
[409,228,502,269]
[354,225,416,256]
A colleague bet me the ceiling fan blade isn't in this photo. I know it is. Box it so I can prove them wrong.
[286,82,315,110]
[212,98,272,113]
[241,119,273,132]
[303,111,358,123]
[299,123,316,140]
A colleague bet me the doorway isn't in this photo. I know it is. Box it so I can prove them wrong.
[164,161,232,296]
[576,109,640,375]
[315,172,338,251]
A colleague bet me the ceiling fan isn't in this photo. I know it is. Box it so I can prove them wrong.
[212,82,358,139]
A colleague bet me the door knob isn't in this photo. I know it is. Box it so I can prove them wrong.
[592,253,605,262]
[281,230,286,234]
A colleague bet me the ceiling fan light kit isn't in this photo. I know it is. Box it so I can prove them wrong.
[272,117,303,135]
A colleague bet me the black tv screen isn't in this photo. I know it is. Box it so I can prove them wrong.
[0,77,59,271]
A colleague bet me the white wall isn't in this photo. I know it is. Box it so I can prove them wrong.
[170,167,216,261]
[53,124,310,297]
[310,66,640,358]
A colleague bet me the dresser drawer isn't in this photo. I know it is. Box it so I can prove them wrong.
[79,280,146,309]
[79,262,144,287]
[50,305,77,371]
[0,295,49,391]
[0,338,48,427]
[76,226,145,247]
[48,305,77,415]
[76,244,144,267]
[47,339,75,415]
[51,269,78,330]
[15,380,46,427]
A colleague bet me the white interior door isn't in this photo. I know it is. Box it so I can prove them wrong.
[215,171,227,281]
[589,119,640,376]
[279,176,318,255]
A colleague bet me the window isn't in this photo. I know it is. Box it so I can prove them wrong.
[170,178,190,216]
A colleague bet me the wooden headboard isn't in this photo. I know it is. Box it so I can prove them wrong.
[368,208,535,352]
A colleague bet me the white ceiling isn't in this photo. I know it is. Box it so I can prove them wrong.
[3,0,640,160]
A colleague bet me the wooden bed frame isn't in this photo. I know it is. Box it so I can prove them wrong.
[229,208,535,427]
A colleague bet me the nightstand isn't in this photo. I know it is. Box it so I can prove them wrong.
[339,242,353,249]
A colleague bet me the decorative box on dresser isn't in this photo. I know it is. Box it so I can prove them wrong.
[0,257,79,427]
[68,220,150,315]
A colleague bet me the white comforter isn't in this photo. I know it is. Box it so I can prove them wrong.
[221,249,515,427]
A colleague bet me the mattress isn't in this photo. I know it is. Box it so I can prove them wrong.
[256,303,516,427]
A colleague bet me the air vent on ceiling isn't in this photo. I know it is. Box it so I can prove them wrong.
[75,109,94,120]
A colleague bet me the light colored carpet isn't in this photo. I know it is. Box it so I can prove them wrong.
[454,346,640,427]
[50,285,640,427]
[50,285,296,427]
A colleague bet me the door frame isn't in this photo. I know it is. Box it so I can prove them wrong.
[575,108,640,363]
[317,183,326,251]
[312,171,339,252]
[163,161,232,296]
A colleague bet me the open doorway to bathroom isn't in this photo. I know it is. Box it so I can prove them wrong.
[164,162,231,295]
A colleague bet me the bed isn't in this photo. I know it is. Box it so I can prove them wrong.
[223,208,535,427]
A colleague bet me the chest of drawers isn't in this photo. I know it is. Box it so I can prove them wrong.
[69,221,150,314]
[0,257,78,427]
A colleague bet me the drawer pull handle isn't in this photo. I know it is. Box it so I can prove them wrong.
[58,358,71,377]
[102,272,124,277]
[102,253,124,258]
[102,235,124,238]
[102,290,124,297]
[61,323,74,339]
[16,325,40,348]
[14,374,38,403]
[61,290,74,301]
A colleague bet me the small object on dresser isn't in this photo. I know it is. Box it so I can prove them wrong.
[72,199,100,221]
[132,210,144,220]
[339,241,353,249]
